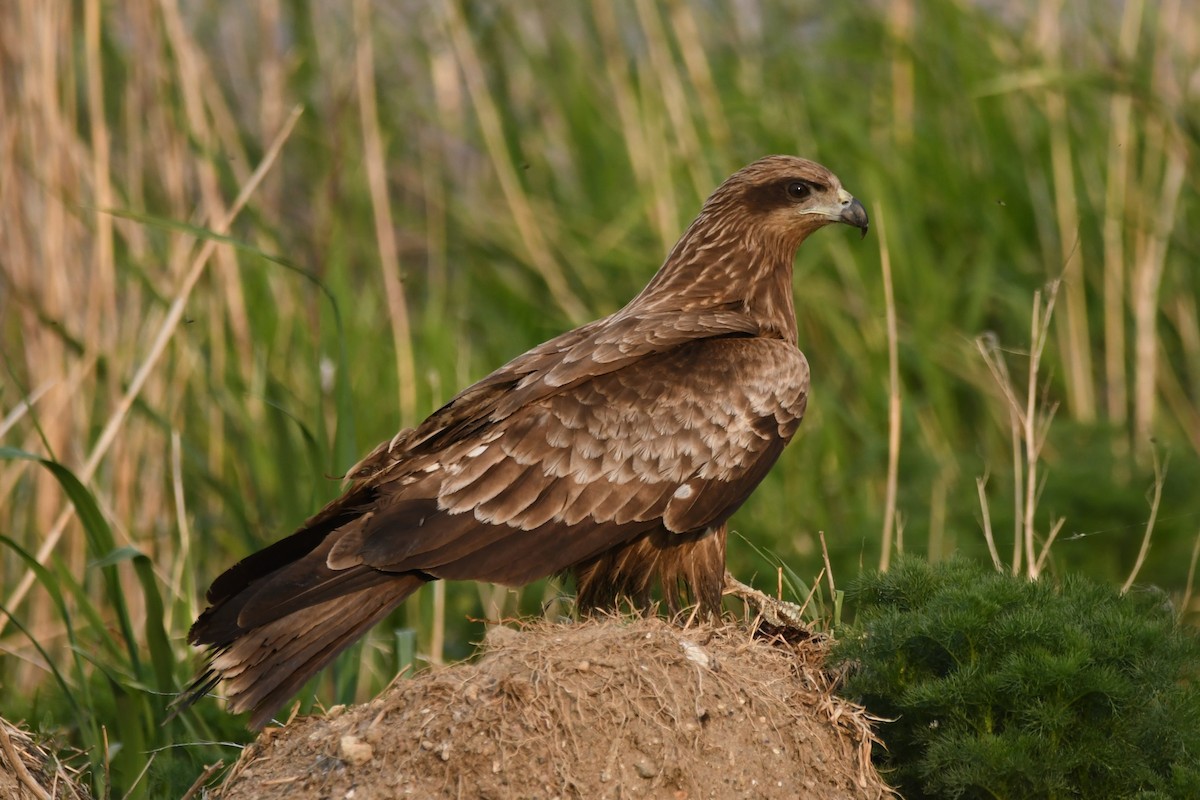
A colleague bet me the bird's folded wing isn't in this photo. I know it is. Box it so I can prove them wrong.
[325,335,807,587]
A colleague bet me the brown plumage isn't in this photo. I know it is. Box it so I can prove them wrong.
[183,155,868,728]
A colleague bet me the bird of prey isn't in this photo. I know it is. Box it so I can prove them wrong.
[183,155,868,728]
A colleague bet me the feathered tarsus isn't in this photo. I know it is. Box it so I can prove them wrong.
[183,155,869,729]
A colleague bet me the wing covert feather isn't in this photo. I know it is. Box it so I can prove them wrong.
[339,336,807,580]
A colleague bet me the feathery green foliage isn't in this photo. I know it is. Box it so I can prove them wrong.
[834,558,1200,799]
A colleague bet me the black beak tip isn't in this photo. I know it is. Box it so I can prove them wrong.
[841,197,869,239]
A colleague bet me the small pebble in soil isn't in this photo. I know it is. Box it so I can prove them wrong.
[339,735,374,766]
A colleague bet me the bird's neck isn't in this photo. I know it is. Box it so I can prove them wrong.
[632,217,803,342]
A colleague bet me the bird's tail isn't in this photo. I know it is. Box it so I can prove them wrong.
[177,573,425,729]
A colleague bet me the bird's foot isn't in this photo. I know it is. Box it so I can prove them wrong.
[722,572,810,632]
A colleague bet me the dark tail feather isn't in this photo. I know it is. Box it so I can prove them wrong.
[176,574,426,729]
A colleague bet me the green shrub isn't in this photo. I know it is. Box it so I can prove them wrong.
[832,558,1200,799]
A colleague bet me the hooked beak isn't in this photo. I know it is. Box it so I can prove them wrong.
[840,196,869,239]
[799,187,870,239]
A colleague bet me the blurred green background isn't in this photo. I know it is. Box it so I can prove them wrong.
[1,0,1197,795]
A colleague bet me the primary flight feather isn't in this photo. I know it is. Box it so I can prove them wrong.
[184,155,868,728]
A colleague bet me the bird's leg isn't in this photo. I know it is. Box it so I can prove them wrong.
[722,571,809,631]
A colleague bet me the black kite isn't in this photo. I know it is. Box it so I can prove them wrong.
[183,155,868,728]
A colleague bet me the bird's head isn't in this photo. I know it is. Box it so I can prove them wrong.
[701,155,869,248]
[634,155,868,330]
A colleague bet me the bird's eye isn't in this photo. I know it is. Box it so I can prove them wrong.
[785,181,811,201]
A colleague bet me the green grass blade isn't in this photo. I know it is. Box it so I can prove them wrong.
[0,539,82,714]
[89,545,176,696]
[132,555,175,698]
[0,448,145,679]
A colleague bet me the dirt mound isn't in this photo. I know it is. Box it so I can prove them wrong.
[215,617,892,799]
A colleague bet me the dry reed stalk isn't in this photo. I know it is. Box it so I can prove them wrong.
[1100,0,1145,429]
[634,0,709,201]
[975,281,1061,580]
[591,0,677,255]
[1009,403,1023,574]
[1181,528,1200,618]
[888,0,915,150]
[1159,293,1200,453]
[1121,449,1167,593]
[160,0,251,490]
[1130,0,1188,454]
[1032,516,1067,577]
[355,0,418,428]
[976,472,1004,571]
[1019,284,1060,579]
[1156,5,1199,455]
[667,1,732,152]
[1,105,304,626]
[440,0,586,322]
[2,0,89,657]
[874,205,902,572]
[1038,2,1097,425]
[256,0,287,215]
[6,4,310,660]
[170,430,194,610]
[424,15,460,309]
[84,0,117,347]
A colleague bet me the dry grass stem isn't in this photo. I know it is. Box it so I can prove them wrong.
[1021,283,1061,578]
[874,204,902,572]
[1121,449,1167,594]
[1037,0,1094,422]
[975,280,1061,579]
[1100,0,1144,427]
[355,0,418,428]
[1181,528,1200,618]
[178,761,224,800]
[0,718,53,800]
[975,472,1004,572]
[820,530,837,602]
[1131,132,1187,452]
[1033,516,1067,577]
